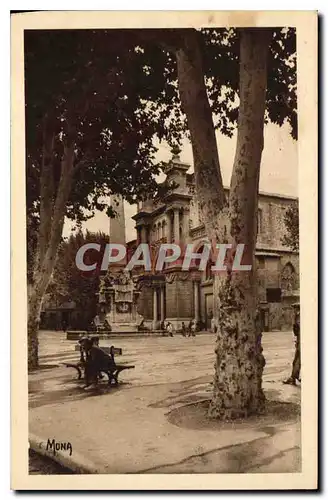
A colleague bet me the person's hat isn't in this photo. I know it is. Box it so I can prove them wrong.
[78,334,90,344]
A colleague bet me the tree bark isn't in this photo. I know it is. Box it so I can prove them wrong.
[208,29,270,419]
[28,139,76,370]
[37,116,56,273]
[176,28,270,419]
[176,30,229,332]
[176,30,227,244]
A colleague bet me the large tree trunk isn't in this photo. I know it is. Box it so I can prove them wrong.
[176,28,270,419]
[209,29,270,419]
[28,139,75,370]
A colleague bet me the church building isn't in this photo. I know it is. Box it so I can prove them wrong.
[128,152,299,332]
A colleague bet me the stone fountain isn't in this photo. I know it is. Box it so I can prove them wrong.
[98,269,141,333]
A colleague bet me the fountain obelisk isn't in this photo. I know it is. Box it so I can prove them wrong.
[98,194,140,333]
[109,194,127,268]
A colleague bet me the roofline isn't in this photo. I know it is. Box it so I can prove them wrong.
[258,190,298,201]
[185,178,298,200]
[222,186,298,201]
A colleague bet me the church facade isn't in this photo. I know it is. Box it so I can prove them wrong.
[129,153,299,332]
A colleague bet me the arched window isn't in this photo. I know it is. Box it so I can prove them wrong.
[205,259,214,280]
[281,262,296,291]
[162,220,167,239]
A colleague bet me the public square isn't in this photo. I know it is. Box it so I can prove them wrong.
[29,330,301,474]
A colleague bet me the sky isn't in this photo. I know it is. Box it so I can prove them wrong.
[63,121,298,242]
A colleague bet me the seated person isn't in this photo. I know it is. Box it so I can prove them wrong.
[82,337,116,387]
[137,318,145,331]
[78,335,91,363]
[93,314,101,330]
[103,319,111,331]
[92,335,100,346]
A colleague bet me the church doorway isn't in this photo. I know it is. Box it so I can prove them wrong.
[205,294,213,330]
[260,308,270,332]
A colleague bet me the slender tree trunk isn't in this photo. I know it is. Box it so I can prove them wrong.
[28,141,76,370]
[176,29,229,333]
[176,30,227,243]
[176,28,271,419]
[37,116,56,272]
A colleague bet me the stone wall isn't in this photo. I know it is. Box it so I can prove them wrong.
[136,284,153,320]
[257,195,298,250]
[165,275,194,327]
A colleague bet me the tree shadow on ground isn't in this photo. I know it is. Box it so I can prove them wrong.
[29,374,132,409]
[29,364,60,371]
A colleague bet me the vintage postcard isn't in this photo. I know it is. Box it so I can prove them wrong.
[11,10,318,490]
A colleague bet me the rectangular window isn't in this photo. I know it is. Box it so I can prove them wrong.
[257,257,265,269]
[266,288,282,303]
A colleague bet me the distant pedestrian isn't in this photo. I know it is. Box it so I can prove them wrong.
[93,314,101,332]
[61,317,68,332]
[181,322,187,337]
[208,310,213,332]
[211,316,216,333]
[283,304,301,385]
[103,318,111,332]
[188,319,196,337]
[166,322,174,337]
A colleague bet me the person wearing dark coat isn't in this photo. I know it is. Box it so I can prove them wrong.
[283,305,301,385]
[83,337,116,387]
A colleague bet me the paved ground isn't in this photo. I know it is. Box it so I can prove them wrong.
[29,330,301,474]
[29,450,74,475]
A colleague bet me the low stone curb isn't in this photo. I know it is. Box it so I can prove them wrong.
[66,330,211,340]
[29,433,97,475]
[66,331,165,340]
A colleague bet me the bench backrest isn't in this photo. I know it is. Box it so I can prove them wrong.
[74,344,122,357]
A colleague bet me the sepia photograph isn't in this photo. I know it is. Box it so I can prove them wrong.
[11,10,317,490]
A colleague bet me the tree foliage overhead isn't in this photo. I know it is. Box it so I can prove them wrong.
[25,29,184,228]
[26,26,297,225]
[25,25,297,288]
[201,27,297,139]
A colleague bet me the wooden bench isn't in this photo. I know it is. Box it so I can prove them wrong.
[65,344,135,385]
